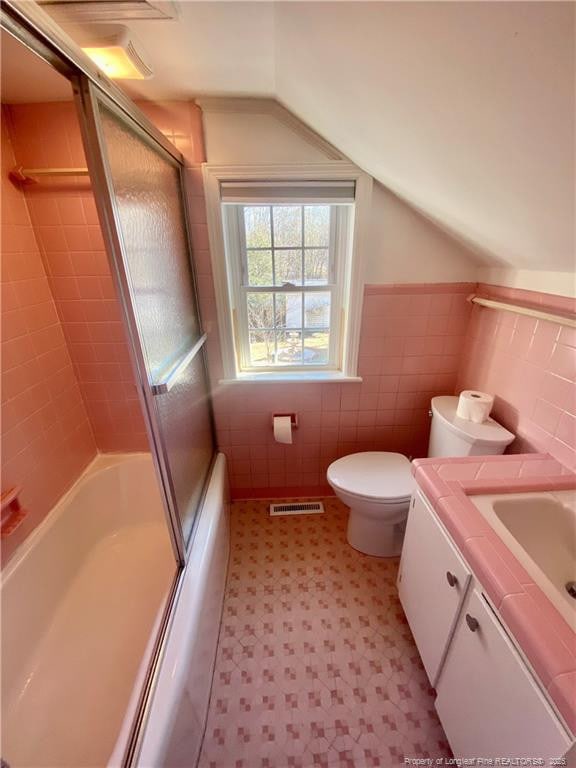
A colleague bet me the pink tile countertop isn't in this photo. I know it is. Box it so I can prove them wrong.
[412,453,576,734]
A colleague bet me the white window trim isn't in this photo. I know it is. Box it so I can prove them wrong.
[203,163,372,383]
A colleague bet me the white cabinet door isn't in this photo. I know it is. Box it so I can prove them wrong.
[436,588,572,758]
[398,490,472,685]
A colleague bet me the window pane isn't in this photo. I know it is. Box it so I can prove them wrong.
[304,205,330,247]
[247,250,273,286]
[305,292,331,328]
[275,249,302,286]
[277,331,302,364]
[247,292,274,329]
[275,292,302,329]
[249,331,275,366]
[304,249,329,285]
[234,202,345,371]
[244,206,271,248]
[273,206,302,247]
[304,330,330,365]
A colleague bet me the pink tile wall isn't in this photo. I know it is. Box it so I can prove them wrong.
[1,109,96,558]
[6,102,149,452]
[458,283,576,471]
[203,281,474,498]
[138,100,206,166]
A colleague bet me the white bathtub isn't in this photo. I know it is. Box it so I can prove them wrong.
[1,453,176,768]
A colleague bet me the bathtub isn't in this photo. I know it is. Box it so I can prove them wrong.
[1,453,176,768]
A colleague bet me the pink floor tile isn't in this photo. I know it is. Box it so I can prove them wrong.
[198,499,451,768]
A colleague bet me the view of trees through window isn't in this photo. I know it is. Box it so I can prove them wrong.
[241,204,333,366]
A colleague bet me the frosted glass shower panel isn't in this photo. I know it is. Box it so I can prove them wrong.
[97,104,215,542]
[100,108,200,379]
[154,351,214,541]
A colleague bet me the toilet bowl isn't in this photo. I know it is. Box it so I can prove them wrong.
[327,395,516,557]
[327,452,414,557]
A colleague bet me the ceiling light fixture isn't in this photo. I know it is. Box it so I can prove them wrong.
[80,25,154,80]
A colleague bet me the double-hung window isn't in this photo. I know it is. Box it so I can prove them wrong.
[204,169,370,381]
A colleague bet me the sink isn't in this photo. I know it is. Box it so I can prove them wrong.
[471,490,576,628]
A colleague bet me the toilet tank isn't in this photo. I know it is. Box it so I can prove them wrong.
[428,396,515,458]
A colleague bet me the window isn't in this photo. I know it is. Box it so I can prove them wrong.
[203,167,371,381]
[224,201,351,371]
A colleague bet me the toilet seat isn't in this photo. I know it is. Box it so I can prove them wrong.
[327,451,414,503]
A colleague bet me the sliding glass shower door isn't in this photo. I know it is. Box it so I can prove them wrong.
[76,82,215,553]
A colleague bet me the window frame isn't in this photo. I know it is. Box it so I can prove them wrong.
[202,163,373,382]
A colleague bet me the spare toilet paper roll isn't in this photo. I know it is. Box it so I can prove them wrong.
[273,415,293,444]
[456,390,494,424]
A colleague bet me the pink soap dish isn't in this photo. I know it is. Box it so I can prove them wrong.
[1,487,27,538]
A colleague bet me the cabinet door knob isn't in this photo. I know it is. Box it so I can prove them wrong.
[446,571,458,587]
[466,613,480,632]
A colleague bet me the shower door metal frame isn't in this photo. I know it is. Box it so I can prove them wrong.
[74,81,218,763]
[73,79,217,765]
[73,76,216,565]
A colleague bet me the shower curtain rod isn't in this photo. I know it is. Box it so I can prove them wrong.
[10,166,89,183]
[468,295,576,329]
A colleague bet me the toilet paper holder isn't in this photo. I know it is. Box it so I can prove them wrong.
[271,413,298,428]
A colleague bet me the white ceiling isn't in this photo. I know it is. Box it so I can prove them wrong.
[5,1,575,275]
[69,1,276,100]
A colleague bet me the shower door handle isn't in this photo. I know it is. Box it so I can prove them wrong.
[151,333,207,395]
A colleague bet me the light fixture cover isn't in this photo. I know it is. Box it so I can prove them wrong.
[81,24,153,80]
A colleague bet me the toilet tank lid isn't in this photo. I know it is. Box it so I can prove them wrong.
[431,396,515,446]
[327,452,414,501]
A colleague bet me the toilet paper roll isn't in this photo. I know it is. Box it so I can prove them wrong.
[273,415,293,444]
[456,390,494,424]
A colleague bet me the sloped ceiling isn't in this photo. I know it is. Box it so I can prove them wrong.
[273,2,575,274]
[27,1,576,274]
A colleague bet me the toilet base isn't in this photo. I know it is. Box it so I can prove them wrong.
[347,512,406,557]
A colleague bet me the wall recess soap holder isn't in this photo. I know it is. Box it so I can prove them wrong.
[1,487,27,537]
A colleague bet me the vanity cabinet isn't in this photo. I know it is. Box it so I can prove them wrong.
[399,486,574,759]
[398,491,472,685]
[436,587,572,758]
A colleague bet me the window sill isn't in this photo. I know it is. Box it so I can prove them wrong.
[219,372,363,384]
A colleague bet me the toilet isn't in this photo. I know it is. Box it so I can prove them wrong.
[327,395,515,557]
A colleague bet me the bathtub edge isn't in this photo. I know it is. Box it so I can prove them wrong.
[133,452,230,768]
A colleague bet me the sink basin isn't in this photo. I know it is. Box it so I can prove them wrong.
[471,490,576,628]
